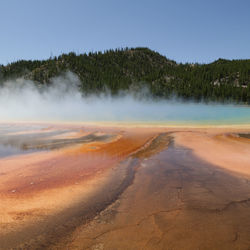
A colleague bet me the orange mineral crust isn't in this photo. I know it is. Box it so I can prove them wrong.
[1,124,250,249]
[0,128,156,196]
[0,125,159,245]
[174,130,250,178]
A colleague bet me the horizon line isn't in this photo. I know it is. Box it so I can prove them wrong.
[1,47,250,67]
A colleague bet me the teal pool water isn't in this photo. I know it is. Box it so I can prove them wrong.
[1,96,250,125]
[76,100,250,125]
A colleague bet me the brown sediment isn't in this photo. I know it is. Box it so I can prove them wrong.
[61,133,250,250]
[1,124,250,249]
[238,133,250,139]
[133,133,171,159]
[0,125,159,248]
[0,157,139,249]
[0,127,156,195]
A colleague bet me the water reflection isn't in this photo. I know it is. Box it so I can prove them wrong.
[0,144,35,158]
[0,125,115,158]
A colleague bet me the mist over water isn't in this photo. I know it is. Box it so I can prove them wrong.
[0,72,250,125]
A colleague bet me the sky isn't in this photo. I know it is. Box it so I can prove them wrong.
[0,0,249,64]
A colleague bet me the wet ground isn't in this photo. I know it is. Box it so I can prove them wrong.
[0,124,115,157]
[239,133,250,139]
[61,134,250,250]
[1,125,250,249]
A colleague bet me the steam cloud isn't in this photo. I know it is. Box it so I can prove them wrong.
[0,72,250,124]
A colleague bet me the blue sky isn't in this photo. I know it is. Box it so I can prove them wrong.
[0,0,249,64]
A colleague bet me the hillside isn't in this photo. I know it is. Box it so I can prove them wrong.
[0,47,250,103]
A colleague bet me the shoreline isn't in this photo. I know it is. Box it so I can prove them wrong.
[1,120,250,129]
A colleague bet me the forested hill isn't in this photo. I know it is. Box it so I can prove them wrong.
[0,47,250,103]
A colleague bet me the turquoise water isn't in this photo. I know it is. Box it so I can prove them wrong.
[1,95,250,125]
[137,102,250,125]
[79,100,250,125]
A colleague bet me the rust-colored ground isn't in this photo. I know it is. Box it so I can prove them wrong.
[0,124,250,249]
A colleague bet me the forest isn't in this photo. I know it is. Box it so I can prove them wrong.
[0,47,250,103]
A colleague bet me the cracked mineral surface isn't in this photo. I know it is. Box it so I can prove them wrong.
[0,124,250,249]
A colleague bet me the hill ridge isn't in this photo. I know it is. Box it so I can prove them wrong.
[0,47,250,103]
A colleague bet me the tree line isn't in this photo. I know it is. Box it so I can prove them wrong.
[0,47,250,103]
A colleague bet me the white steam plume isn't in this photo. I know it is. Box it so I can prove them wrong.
[0,72,250,124]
